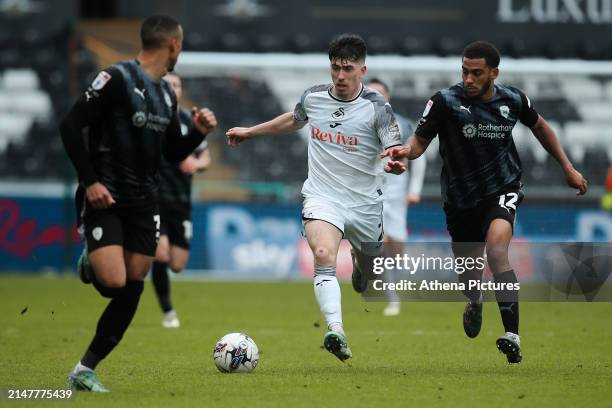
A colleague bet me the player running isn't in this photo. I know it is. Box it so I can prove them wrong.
[367,78,426,317]
[383,41,588,363]
[60,16,217,391]
[226,33,403,361]
[152,73,211,329]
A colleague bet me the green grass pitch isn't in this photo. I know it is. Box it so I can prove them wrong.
[1,275,611,407]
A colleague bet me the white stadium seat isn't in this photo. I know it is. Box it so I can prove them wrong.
[1,69,40,91]
[561,78,603,101]
[564,121,612,161]
[575,102,612,123]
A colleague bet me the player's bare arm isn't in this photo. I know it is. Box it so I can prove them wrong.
[180,149,211,175]
[381,134,430,174]
[191,107,217,134]
[530,115,588,195]
[226,112,306,146]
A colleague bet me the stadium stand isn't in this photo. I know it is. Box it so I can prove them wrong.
[0,20,608,199]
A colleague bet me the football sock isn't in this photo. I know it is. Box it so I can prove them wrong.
[314,265,343,331]
[83,280,144,369]
[494,269,519,335]
[329,322,345,335]
[152,261,172,313]
[459,268,483,304]
[72,361,93,374]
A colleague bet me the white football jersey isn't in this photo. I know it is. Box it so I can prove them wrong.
[294,84,401,207]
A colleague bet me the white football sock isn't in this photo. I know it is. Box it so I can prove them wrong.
[314,265,343,332]
[73,361,93,374]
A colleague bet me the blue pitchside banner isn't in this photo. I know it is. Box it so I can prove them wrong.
[0,196,610,276]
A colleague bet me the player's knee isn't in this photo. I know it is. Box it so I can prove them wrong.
[91,272,126,298]
[99,274,126,289]
[93,281,124,298]
[486,245,509,271]
[169,262,185,273]
[313,246,335,265]
[155,247,170,263]
[124,280,144,298]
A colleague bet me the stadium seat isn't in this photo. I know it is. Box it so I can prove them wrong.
[255,34,287,53]
[290,34,324,54]
[2,68,40,90]
[10,91,52,121]
[565,122,612,162]
[399,36,431,56]
[582,148,610,185]
[561,78,604,101]
[219,32,251,53]
[0,113,32,140]
[576,102,612,123]
[366,35,395,55]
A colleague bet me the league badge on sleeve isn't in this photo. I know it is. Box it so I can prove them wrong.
[91,71,111,90]
[422,99,434,117]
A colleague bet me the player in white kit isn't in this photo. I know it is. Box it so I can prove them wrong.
[367,78,427,317]
[226,33,403,361]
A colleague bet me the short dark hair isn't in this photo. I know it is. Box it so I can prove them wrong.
[367,77,390,94]
[329,33,367,63]
[463,41,501,68]
[141,15,181,50]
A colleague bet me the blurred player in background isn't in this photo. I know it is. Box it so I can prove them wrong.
[367,77,426,317]
[602,164,612,211]
[384,41,587,363]
[152,72,211,329]
[60,15,217,392]
[226,33,403,361]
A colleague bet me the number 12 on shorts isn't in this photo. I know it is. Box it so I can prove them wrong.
[498,192,518,212]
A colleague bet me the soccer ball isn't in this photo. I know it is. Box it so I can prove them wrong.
[213,332,259,373]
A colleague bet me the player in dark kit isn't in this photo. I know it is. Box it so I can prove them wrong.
[383,41,588,363]
[152,73,211,328]
[59,16,217,392]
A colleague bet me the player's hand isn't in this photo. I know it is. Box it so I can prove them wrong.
[406,193,421,204]
[226,127,253,146]
[192,107,217,134]
[381,145,411,160]
[564,167,588,195]
[179,156,199,175]
[86,182,115,209]
[384,160,406,175]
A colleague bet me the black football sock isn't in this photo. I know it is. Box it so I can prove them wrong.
[152,261,172,313]
[459,268,483,304]
[83,280,144,369]
[494,269,519,334]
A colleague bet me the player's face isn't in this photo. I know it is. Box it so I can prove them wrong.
[367,82,390,102]
[164,74,182,100]
[462,57,499,99]
[167,26,184,72]
[330,58,366,99]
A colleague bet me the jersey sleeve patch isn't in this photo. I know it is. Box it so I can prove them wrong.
[422,99,434,118]
[91,71,112,90]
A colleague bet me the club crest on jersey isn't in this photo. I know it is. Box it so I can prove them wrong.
[499,105,510,119]
[132,111,147,128]
[164,92,172,108]
[330,107,345,120]
[422,99,433,117]
[91,71,111,90]
[462,123,477,138]
[92,227,103,241]
[180,123,189,135]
